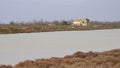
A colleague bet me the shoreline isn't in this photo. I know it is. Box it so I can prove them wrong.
[0,21,120,34]
[0,28,120,35]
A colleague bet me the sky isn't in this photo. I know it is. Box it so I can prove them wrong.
[0,0,120,23]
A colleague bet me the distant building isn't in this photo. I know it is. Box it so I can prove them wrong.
[72,18,89,26]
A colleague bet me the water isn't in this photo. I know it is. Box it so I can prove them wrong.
[0,29,120,65]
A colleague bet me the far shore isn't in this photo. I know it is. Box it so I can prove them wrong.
[0,20,120,34]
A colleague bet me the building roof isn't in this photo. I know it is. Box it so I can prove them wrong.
[73,18,83,22]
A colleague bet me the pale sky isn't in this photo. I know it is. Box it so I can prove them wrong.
[0,0,120,23]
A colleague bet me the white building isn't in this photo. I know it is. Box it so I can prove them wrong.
[72,18,89,26]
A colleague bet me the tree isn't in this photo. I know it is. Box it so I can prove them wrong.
[86,18,90,23]
[62,20,68,25]
[10,21,15,25]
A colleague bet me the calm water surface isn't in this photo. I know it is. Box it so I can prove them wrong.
[0,29,120,65]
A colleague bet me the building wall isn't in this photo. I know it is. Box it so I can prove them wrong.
[72,19,88,26]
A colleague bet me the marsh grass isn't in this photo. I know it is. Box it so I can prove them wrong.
[0,20,120,34]
[1,49,120,68]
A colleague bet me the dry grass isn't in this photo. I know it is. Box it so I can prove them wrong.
[0,20,120,34]
[1,49,120,68]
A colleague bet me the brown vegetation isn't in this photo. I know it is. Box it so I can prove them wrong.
[0,20,120,34]
[1,49,120,68]
[0,65,12,68]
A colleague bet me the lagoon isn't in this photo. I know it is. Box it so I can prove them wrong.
[0,29,120,65]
